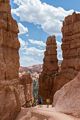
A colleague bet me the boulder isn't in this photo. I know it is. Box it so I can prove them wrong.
[53,72,80,118]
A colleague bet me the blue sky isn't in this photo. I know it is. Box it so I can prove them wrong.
[10,0,80,67]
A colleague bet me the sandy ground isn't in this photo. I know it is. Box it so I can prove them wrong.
[16,105,80,120]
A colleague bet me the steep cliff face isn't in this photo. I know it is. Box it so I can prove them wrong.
[0,1,21,120]
[39,36,58,103]
[39,12,80,102]
[0,0,20,80]
[54,12,80,93]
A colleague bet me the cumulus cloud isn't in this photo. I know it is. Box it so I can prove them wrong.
[19,37,28,48]
[20,55,43,67]
[18,23,28,35]
[28,39,45,47]
[24,46,45,56]
[19,37,25,46]
[19,38,45,66]
[19,37,63,66]
[56,41,63,60]
[12,0,73,35]
[12,0,74,66]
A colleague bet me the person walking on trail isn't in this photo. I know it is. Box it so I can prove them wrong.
[38,96,43,105]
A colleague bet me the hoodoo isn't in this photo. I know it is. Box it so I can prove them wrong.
[54,12,80,93]
[0,1,21,120]
[39,35,58,103]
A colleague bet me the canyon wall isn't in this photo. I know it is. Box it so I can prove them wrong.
[0,1,21,120]
[0,0,20,80]
[54,12,80,93]
[39,12,80,102]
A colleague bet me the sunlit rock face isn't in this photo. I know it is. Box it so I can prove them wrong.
[0,1,21,120]
[0,86,21,120]
[54,12,80,93]
[53,72,80,118]
[0,0,20,80]
[19,72,33,107]
[39,36,58,103]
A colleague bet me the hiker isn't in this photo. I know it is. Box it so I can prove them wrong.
[38,96,43,105]
[46,98,50,108]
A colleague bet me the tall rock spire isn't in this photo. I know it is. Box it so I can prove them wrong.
[54,12,80,93]
[0,1,21,120]
[39,35,58,103]
[0,0,20,80]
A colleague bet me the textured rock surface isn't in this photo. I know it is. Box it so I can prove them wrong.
[19,72,33,106]
[0,1,21,120]
[54,12,80,93]
[18,85,26,106]
[53,72,80,118]
[16,106,80,120]
[0,0,20,80]
[0,86,21,120]
[39,36,58,103]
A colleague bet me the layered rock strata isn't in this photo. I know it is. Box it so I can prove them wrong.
[19,72,33,107]
[54,12,80,93]
[0,0,20,80]
[0,1,21,120]
[39,36,58,103]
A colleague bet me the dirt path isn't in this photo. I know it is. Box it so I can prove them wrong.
[16,106,80,120]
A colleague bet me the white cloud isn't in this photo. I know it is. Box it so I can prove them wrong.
[23,46,45,57]
[18,23,28,35]
[19,38,25,46]
[12,0,73,35]
[12,0,74,66]
[28,39,45,47]
[20,55,43,67]
[19,38,45,66]
[56,41,63,60]
[19,37,28,47]
[19,37,63,66]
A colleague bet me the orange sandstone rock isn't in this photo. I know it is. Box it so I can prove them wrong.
[54,12,80,93]
[39,36,58,103]
[54,72,80,118]
[0,1,21,120]
[19,72,33,106]
[0,0,20,80]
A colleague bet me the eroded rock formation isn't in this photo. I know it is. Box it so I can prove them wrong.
[0,1,21,120]
[54,12,80,93]
[53,72,80,118]
[0,86,21,120]
[0,0,20,80]
[19,72,33,107]
[39,36,58,103]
